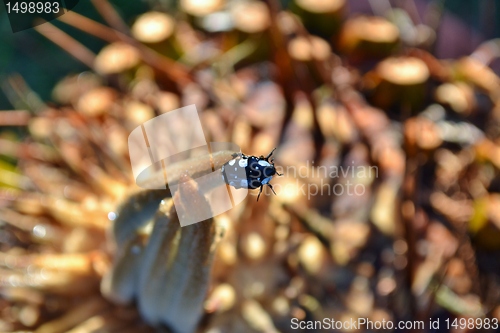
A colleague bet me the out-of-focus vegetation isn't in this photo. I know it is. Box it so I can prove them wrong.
[0,0,149,108]
[1,0,500,332]
[1,0,500,108]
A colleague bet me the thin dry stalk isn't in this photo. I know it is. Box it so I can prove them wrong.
[58,11,121,43]
[34,22,96,69]
[0,110,31,126]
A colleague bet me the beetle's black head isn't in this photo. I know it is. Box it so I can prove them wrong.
[263,165,276,178]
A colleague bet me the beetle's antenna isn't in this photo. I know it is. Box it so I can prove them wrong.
[265,148,277,160]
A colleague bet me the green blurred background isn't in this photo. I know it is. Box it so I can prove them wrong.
[0,0,154,109]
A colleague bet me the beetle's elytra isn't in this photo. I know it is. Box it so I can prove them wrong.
[221,148,282,201]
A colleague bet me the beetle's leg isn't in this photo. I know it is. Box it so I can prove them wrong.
[276,171,283,176]
[267,184,277,195]
[257,186,264,201]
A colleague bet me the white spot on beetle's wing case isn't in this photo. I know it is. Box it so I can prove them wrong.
[238,159,248,168]
[258,160,271,167]
[228,159,236,166]
[240,179,248,188]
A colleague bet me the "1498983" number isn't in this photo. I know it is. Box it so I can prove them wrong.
[445,317,499,330]
[6,2,60,14]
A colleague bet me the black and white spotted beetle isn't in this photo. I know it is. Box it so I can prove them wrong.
[221,148,282,201]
